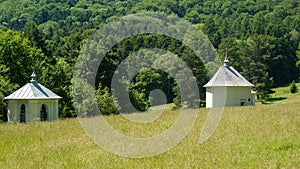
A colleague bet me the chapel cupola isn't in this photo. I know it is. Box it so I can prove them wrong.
[30,71,38,84]
[223,52,230,67]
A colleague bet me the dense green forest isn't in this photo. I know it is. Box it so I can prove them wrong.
[0,0,300,119]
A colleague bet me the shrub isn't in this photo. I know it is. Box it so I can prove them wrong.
[290,80,298,94]
[72,78,99,117]
[96,85,119,115]
[128,89,150,112]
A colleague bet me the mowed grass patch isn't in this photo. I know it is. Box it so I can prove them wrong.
[261,82,300,104]
[0,97,299,168]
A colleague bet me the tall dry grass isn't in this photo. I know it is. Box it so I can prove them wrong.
[0,95,299,168]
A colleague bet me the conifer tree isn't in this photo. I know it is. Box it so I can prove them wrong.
[290,80,298,94]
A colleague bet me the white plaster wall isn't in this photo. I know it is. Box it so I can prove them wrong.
[226,87,252,106]
[7,99,59,123]
[53,100,59,120]
[212,86,227,108]
[10,100,28,123]
[205,87,213,108]
[7,100,14,122]
[37,100,59,121]
[205,86,254,108]
[251,94,256,105]
[28,100,38,122]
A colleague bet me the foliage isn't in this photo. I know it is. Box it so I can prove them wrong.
[0,29,44,120]
[128,68,172,111]
[72,77,98,117]
[96,84,119,115]
[290,80,298,94]
[128,88,150,112]
[242,35,274,98]
[38,57,75,118]
[1,0,300,116]
[0,29,44,86]
[23,21,47,54]
[0,66,18,121]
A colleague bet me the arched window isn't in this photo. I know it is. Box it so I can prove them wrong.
[40,104,47,121]
[20,104,26,123]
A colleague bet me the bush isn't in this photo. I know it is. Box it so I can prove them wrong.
[290,80,298,94]
[72,78,99,117]
[128,89,150,112]
[96,84,119,115]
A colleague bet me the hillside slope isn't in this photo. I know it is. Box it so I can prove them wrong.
[0,0,300,118]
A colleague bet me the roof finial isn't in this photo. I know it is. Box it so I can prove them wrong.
[30,71,38,84]
[224,49,230,67]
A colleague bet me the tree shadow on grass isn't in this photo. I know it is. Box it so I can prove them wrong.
[261,97,287,104]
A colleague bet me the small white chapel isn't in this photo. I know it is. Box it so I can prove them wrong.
[204,54,256,108]
[4,72,61,123]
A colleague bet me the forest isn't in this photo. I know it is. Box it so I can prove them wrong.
[0,0,300,119]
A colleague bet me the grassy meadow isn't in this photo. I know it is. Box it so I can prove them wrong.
[259,82,300,105]
[0,85,299,168]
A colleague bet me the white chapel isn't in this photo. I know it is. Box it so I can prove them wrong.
[4,72,61,123]
[204,54,255,108]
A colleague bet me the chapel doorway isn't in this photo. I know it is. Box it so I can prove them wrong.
[40,104,47,121]
[20,104,26,123]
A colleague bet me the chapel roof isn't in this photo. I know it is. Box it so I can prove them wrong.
[4,72,61,100]
[204,54,254,87]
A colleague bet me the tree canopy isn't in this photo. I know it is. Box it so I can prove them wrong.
[1,0,300,118]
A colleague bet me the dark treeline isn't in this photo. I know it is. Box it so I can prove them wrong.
[0,0,300,118]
